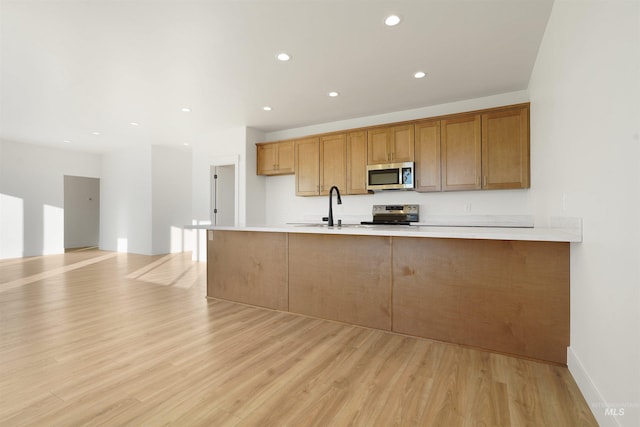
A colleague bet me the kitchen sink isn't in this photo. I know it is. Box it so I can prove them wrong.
[290,223,374,228]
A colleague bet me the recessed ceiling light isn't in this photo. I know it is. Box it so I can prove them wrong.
[276,53,291,61]
[181,107,191,113]
[183,142,190,146]
[328,91,339,97]
[384,15,401,26]
[414,71,426,79]
[92,131,100,136]
[263,106,272,111]
[129,122,139,126]
[63,140,71,143]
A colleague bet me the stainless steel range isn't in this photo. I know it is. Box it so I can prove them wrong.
[360,204,419,225]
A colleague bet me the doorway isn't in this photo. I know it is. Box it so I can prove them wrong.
[64,175,100,250]
[211,164,236,226]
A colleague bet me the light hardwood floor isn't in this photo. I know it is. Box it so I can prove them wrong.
[0,250,597,426]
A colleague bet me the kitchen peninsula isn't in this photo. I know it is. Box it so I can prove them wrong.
[206,223,580,365]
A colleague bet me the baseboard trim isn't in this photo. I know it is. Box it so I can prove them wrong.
[568,347,622,427]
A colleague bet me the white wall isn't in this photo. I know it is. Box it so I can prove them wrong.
[262,91,533,224]
[151,145,192,254]
[528,1,640,426]
[190,127,247,260]
[100,144,152,255]
[191,127,247,224]
[264,175,532,225]
[0,140,101,259]
[245,127,266,225]
[266,91,530,142]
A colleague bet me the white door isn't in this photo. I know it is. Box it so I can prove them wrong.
[64,175,100,249]
[211,164,235,226]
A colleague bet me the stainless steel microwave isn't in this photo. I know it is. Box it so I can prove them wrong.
[366,162,415,190]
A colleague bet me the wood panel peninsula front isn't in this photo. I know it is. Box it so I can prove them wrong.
[207,225,579,365]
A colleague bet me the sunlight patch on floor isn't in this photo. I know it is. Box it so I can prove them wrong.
[126,252,205,289]
[0,252,118,292]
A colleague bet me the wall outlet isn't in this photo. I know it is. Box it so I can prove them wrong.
[465,203,472,213]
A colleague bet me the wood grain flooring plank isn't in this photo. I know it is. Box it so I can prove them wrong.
[235,328,378,426]
[0,392,65,427]
[0,249,598,426]
[372,340,438,426]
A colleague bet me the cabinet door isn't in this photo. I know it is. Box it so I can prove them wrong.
[482,107,529,189]
[320,134,347,195]
[346,131,368,195]
[276,140,295,174]
[367,128,391,164]
[256,141,294,175]
[441,115,481,191]
[414,120,441,192]
[256,143,276,175]
[390,124,415,162]
[295,137,320,196]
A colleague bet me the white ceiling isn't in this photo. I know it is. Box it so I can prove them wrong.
[0,0,553,154]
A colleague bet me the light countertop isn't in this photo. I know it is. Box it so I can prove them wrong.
[189,221,582,243]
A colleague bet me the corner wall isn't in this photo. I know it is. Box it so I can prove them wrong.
[528,1,640,426]
[245,127,266,226]
[100,145,152,255]
[0,140,101,259]
[151,145,192,255]
[191,127,248,225]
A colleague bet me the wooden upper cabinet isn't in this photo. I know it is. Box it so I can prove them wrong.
[390,124,414,162]
[441,115,482,191]
[319,134,347,196]
[367,128,390,164]
[294,137,320,196]
[257,143,276,175]
[256,140,294,175]
[277,141,295,174]
[346,131,368,195]
[414,120,441,192]
[367,124,415,164]
[264,103,529,196]
[481,107,530,189]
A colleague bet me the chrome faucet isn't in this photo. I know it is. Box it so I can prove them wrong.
[327,186,342,227]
